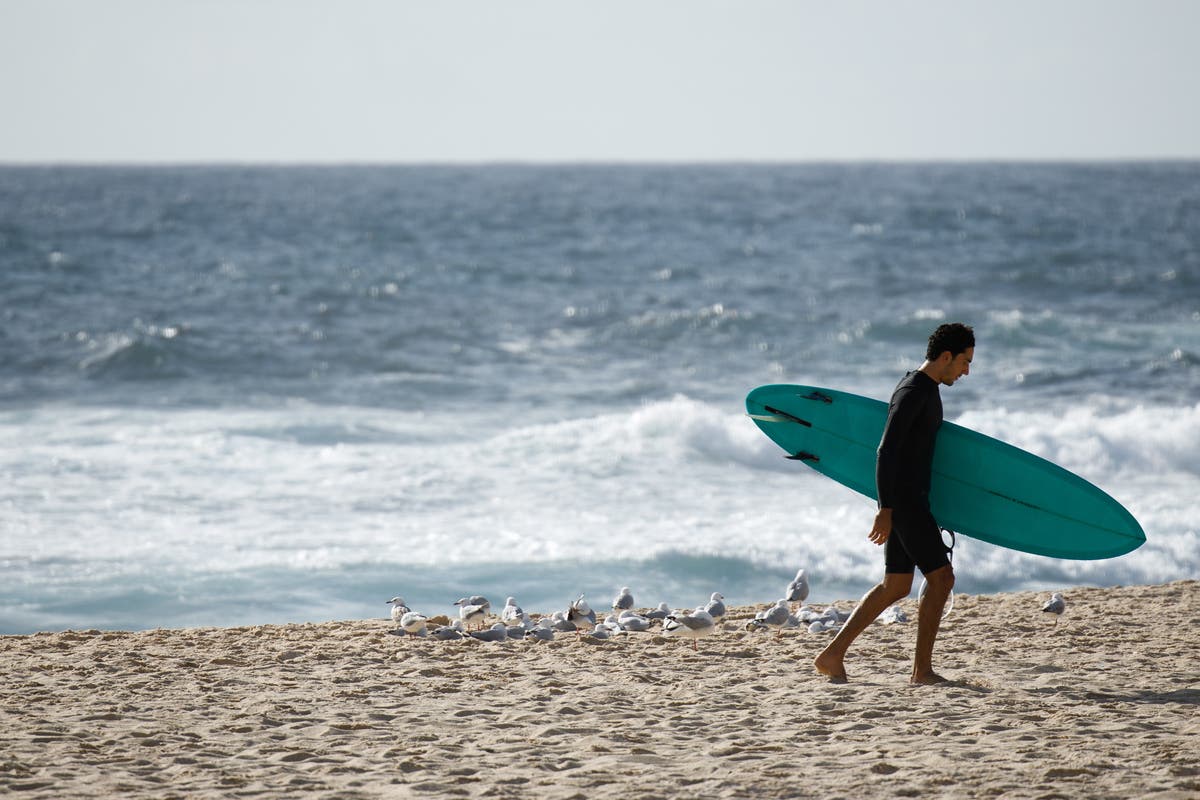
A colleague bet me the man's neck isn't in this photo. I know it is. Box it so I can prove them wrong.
[918,360,943,385]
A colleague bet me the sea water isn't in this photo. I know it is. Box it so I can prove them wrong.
[1,163,1197,633]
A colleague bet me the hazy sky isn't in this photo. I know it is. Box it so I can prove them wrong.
[2,0,1198,163]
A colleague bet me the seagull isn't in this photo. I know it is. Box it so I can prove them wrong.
[430,622,464,641]
[398,611,428,637]
[387,597,411,626]
[644,602,671,621]
[702,592,726,624]
[455,595,491,612]
[527,618,555,642]
[820,606,851,625]
[806,615,840,634]
[587,625,612,641]
[786,569,809,608]
[469,623,509,643]
[662,609,717,651]
[796,606,822,623]
[501,597,526,626]
[567,595,597,634]
[612,587,635,613]
[798,607,844,633]
[617,610,652,632]
[549,610,577,632]
[457,601,489,631]
[571,594,593,616]
[1042,592,1066,625]
[750,599,791,637]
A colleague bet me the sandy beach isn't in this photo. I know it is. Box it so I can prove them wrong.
[2,581,1197,799]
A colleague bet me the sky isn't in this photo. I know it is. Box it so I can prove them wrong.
[2,0,1198,163]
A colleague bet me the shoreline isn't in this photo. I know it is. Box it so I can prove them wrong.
[3,581,1197,799]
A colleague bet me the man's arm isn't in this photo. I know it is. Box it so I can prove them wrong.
[872,384,926,543]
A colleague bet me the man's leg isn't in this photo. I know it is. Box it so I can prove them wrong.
[814,572,913,682]
[911,563,954,684]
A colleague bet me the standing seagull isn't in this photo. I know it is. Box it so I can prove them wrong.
[612,587,635,614]
[786,569,809,609]
[387,597,411,627]
[456,599,489,631]
[750,599,792,637]
[1042,592,1066,625]
[662,609,717,651]
[455,595,491,613]
[567,595,597,634]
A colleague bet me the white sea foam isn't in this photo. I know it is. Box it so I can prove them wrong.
[2,395,1195,609]
[955,400,1200,478]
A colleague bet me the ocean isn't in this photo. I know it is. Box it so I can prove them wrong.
[2,163,1197,634]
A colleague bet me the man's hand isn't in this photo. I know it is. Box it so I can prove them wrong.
[869,508,893,545]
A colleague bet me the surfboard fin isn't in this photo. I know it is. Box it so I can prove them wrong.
[786,451,819,462]
[763,405,811,427]
[801,391,832,404]
[748,413,790,423]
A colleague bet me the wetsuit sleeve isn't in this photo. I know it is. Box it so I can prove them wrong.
[875,384,926,508]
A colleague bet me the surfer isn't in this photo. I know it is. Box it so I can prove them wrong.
[815,322,974,685]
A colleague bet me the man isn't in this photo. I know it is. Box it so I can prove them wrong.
[814,322,974,685]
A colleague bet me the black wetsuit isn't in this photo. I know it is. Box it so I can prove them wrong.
[876,371,950,575]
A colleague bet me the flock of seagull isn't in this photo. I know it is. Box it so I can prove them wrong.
[384,570,1069,649]
[386,569,846,650]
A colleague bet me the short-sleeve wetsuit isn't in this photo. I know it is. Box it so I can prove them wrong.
[876,370,951,575]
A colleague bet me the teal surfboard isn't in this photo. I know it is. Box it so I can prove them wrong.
[746,384,1145,560]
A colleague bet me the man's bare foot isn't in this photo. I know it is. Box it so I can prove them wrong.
[910,670,948,685]
[814,651,848,683]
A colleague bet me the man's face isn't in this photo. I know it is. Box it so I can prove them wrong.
[942,347,973,386]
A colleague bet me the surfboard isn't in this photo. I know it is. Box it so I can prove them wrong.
[746,384,1145,560]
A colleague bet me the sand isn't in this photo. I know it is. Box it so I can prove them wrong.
[2,581,1198,799]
